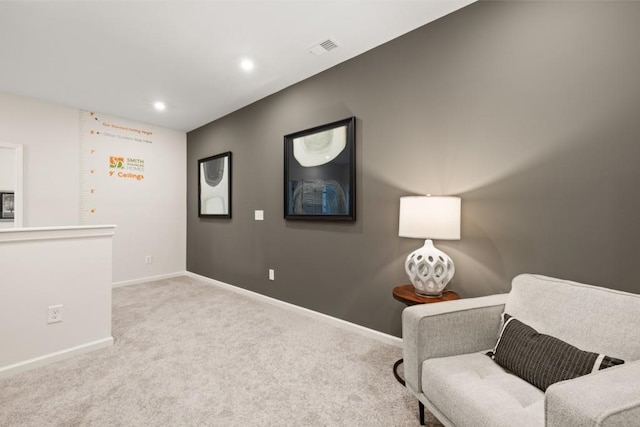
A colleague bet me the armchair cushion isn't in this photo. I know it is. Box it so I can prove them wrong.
[422,352,544,427]
[488,314,624,391]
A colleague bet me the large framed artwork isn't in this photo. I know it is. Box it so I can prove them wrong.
[0,192,15,220]
[284,117,355,221]
[198,152,232,218]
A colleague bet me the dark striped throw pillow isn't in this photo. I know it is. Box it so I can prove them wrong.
[486,314,624,391]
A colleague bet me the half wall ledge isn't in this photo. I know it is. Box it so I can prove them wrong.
[0,225,116,378]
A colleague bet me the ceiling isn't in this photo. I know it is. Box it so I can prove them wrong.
[0,1,475,132]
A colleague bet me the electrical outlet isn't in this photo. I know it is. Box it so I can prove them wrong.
[48,305,63,324]
[269,269,275,281]
[145,255,153,264]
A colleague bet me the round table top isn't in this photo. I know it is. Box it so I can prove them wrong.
[392,284,460,306]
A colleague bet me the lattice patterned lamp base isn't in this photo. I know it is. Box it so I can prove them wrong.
[404,239,455,297]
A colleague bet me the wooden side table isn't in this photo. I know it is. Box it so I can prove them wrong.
[393,284,460,386]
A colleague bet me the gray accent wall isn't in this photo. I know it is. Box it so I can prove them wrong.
[187,1,640,336]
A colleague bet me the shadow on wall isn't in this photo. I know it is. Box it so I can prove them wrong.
[381,118,640,298]
[457,126,640,296]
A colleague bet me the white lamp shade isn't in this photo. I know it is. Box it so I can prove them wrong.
[399,196,461,240]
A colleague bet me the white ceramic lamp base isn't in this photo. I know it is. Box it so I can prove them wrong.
[405,239,455,297]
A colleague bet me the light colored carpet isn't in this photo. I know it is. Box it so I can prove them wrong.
[0,276,443,426]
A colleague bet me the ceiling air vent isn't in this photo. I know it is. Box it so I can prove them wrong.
[309,39,339,56]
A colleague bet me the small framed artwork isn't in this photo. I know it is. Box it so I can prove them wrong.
[198,152,232,218]
[1,192,15,220]
[284,116,356,221]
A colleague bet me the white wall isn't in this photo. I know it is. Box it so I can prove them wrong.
[0,93,187,283]
[0,93,79,227]
[0,147,13,190]
[78,111,187,283]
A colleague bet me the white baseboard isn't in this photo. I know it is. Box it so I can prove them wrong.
[185,272,402,348]
[0,337,114,379]
[112,271,187,288]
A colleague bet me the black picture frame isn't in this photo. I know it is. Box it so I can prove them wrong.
[284,117,355,221]
[198,152,232,218]
[0,192,15,220]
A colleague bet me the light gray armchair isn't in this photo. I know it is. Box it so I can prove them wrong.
[402,274,640,426]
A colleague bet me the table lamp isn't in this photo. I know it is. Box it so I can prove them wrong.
[399,195,461,297]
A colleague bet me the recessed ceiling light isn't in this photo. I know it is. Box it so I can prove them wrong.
[153,101,166,111]
[240,58,255,72]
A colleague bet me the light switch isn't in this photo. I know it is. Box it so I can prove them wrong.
[255,210,264,221]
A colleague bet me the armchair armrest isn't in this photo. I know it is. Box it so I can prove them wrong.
[402,294,508,394]
[546,359,640,427]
